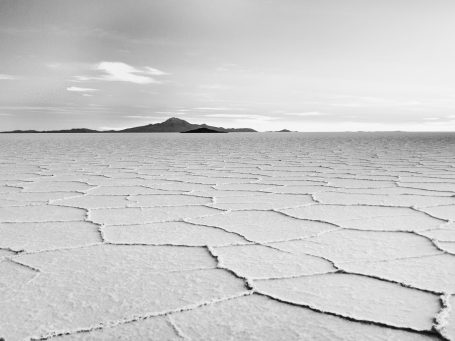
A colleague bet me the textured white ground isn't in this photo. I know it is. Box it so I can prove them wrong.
[0,132,454,341]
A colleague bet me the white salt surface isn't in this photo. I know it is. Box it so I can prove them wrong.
[0,132,454,340]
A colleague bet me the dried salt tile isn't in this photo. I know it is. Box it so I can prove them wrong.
[282,204,443,231]
[2,245,246,340]
[174,293,436,341]
[0,260,37,292]
[269,185,330,194]
[443,295,455,341]
[334,186,455,196]
[87,186,182,195]
[128,194,212,207]
[399,182,455,192]
[188,210,335,243]
[437,241,455,254]
[421,205,455,221]
[53,316,178,340]
[0,186,22,194]
[53,195,128,209]
[213,193,314,210]
[327,178,396,188]
[0,191,84,204]
[0,206,85,223]
[104,221,245,246]
[90,206,220,225]
[213,183,281,191]
[420,226,455,242]
[22,181,94,192]
[342,254,455,293]
[0,221,100,252]
[314,192,455,208]
[255,273,439,331]
[273,230,438,263]
[213,244,334,279]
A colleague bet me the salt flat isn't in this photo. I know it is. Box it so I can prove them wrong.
[0,132,454,341]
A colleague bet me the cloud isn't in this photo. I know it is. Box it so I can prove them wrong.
[194,107,242,111]
[73,62,167,84]
[66,86,98,92]
[284,112,325,116]
[144,67,169,76]
[0,74,18,80]
[97,62,160,84]
[205,114,277,120]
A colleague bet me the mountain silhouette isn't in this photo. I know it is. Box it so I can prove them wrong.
[181,127,227,133]
[120,117,255,133]
[2,117,256,133]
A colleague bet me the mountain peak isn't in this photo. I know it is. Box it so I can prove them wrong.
[164,117,187,123]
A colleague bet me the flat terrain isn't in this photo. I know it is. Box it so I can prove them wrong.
[0,132,454,341]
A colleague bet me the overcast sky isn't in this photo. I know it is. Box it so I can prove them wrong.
[1,0,454,131]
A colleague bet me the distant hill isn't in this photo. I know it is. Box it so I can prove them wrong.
[2,117,256,133]
[2,128,101,133]
[120,117,256,133]
[181,127,227,133]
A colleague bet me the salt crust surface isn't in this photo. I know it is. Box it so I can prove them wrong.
[0,132,454,340]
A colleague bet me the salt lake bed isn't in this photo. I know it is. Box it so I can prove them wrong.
[1,132,454,340]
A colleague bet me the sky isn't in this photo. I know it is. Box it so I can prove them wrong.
[1,0,455,132]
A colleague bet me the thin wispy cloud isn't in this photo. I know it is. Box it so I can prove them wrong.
[205,114,278,120]
[66,86,98,92]
[0,74,18,80]
[144,67,169,76]
[74,62,167,84]
[284,112,325,116]
[97,62,158,84]
[194,107,245,111]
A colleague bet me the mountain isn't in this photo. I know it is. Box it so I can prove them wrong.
[1,117,257,133]
[119,117,256,133]
[181,127,227,133]
[2,128,101,133]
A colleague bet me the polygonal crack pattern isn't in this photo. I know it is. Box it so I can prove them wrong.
[0,133,454,340]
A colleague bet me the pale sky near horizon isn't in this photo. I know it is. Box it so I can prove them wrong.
[1,0,455,131]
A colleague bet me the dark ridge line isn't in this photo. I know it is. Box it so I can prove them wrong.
[256,244,444,295]
[253,270,340,282]
[181,219,257,245]
[5,258,41,273]
[334,269,443,295]
[183,219,293,253]
[255,292,445,340]
[104,241,207,248]
[269,209,342,228]
[206,245,254,290]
